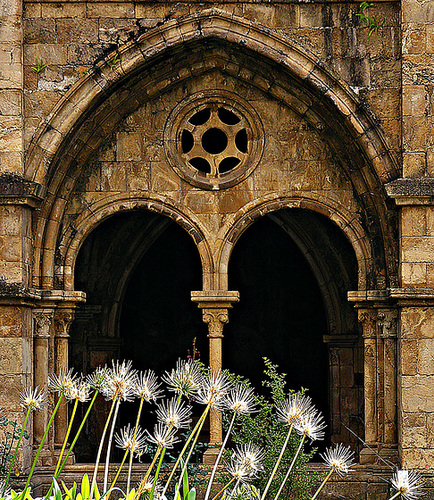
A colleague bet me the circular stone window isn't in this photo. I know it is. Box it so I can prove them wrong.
[164,91,264,190]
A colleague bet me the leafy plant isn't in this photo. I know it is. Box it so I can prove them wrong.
[222,359,319,500]
[31,57,48,74]
[357,1,385,39]
[0,413,29,487]
[109,53,121,70]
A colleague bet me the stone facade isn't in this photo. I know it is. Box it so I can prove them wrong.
[1,0,434,496]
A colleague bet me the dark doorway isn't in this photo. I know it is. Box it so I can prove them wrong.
[70,210,206,461]
[226,209,361,449]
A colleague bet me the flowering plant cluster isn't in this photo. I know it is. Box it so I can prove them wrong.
[0,358,426,500]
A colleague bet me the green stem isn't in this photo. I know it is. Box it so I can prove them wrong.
[204,412,237,500]
[162,406,210,495]
[273,434,306,500]
[260,424,293,500]
[103,399,121,492]
[136,445,163,498]
[4,408,31,489]
[107,448,129,497]
[90,395,118,500]
[387,493,401,500]
[55,399,78,476]
[210,478,235,500]
[21,395,64,500]
[126,397,145,497]
[149,447,166,500]
[56,390,99,478]
[310,468,334,500]
[173,406,210,499]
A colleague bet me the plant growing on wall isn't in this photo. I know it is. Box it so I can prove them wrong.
[357,1,386,39]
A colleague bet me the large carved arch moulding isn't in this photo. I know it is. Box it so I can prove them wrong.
[24,9,401,462]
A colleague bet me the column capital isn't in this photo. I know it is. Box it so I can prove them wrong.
[33,309,54,338]
[54,309,75,338]
[191,290,240,309]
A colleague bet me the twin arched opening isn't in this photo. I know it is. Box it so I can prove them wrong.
[69,204,361,461]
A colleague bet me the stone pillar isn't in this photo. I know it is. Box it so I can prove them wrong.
[53,309,75,447]
[377,308,398,461]
[358,309,378,464]
[33,309,54,448]
[191,291,239,462]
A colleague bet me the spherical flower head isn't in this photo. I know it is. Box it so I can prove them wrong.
[115,423,147,457]
[87,366,108,392]
[233,443,265,474]
[139,481,162,500]
[294,410,326,442]
[48,368,78,396]
[226,456,256,483]
[146,423,180,449]
[276,392,313,426]
[134,370,164,402]
[162,359,204,398]
[155,397,192,430]
[224,385,258,415]
[102,360,137,402]
[196,370,233,410]
[320,443,355,477]
[391,470,424,500]
[20,386,47,412]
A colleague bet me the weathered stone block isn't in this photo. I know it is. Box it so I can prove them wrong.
[402,85,426,117]
[402,236,434,263]
[116,132,142,162]
[56,19,98,44]
[24,18,56,44]
[402,152,426,178]
[0,89,21,116]
[401,307,434,339]
[418,339,434,375]
[41,3,86,19]
[0,306,22,337]
[400,339,418,375]
[87,2,134,18]
[24,44,67,66]
[402,375,434,412]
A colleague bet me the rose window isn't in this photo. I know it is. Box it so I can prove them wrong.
[164,91,264,190]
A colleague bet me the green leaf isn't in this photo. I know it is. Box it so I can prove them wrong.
[188,488,196,500]
[81,474,90,499]
[53,478,62,500]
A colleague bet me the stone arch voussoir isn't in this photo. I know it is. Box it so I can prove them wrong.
[61,195,214,291]
[217,195,371,291]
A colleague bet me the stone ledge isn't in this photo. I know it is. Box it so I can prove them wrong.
[385,178,434,205]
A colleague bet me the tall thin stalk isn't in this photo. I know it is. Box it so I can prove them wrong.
[56,390,99,478]
[204,412,237,500]
[260,424,293,500]
[149,448,166,500]
[162,406,210,495]
[54,399,78,476]
[90,396,118,500]
[21,396,64,500]
[126,397,144,497]
[107,448,129,496]
[310,467,334,500]
[4,408,31,489]
[210,478,235,500]
[273,434,306,500]
[173,409,209,499]
[103,399,121,492]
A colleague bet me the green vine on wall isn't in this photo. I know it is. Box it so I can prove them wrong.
[357,2,385,39]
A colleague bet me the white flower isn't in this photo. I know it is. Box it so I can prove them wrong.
[196,370,233,410]
[224,385,258,415]
[66,380,92,402]
[275,392,313,426]
[86,366,108,392]
[101,360,137,402]
[162,359,203,398]
[155,397,192,430]
[232,443,265,473]
[134,370,164,402]
[115,423,147,456]
[320,443,355,477]
[226,456,256,483]
[294,410,326,442]
[146,423,180,449]
[48,368,78,396]
[390,470,424,500]
[20,386,47,412]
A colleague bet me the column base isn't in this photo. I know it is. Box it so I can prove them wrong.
[379,444,398,464]
[203,447,220,465]
[359,446,378,465]
[53,445,76,465]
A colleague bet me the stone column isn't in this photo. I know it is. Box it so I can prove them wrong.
[33,309,54,447]
[53,310,75,447]
[191,291,239,462]
[377,308,398,461]
[358,308,378,464]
